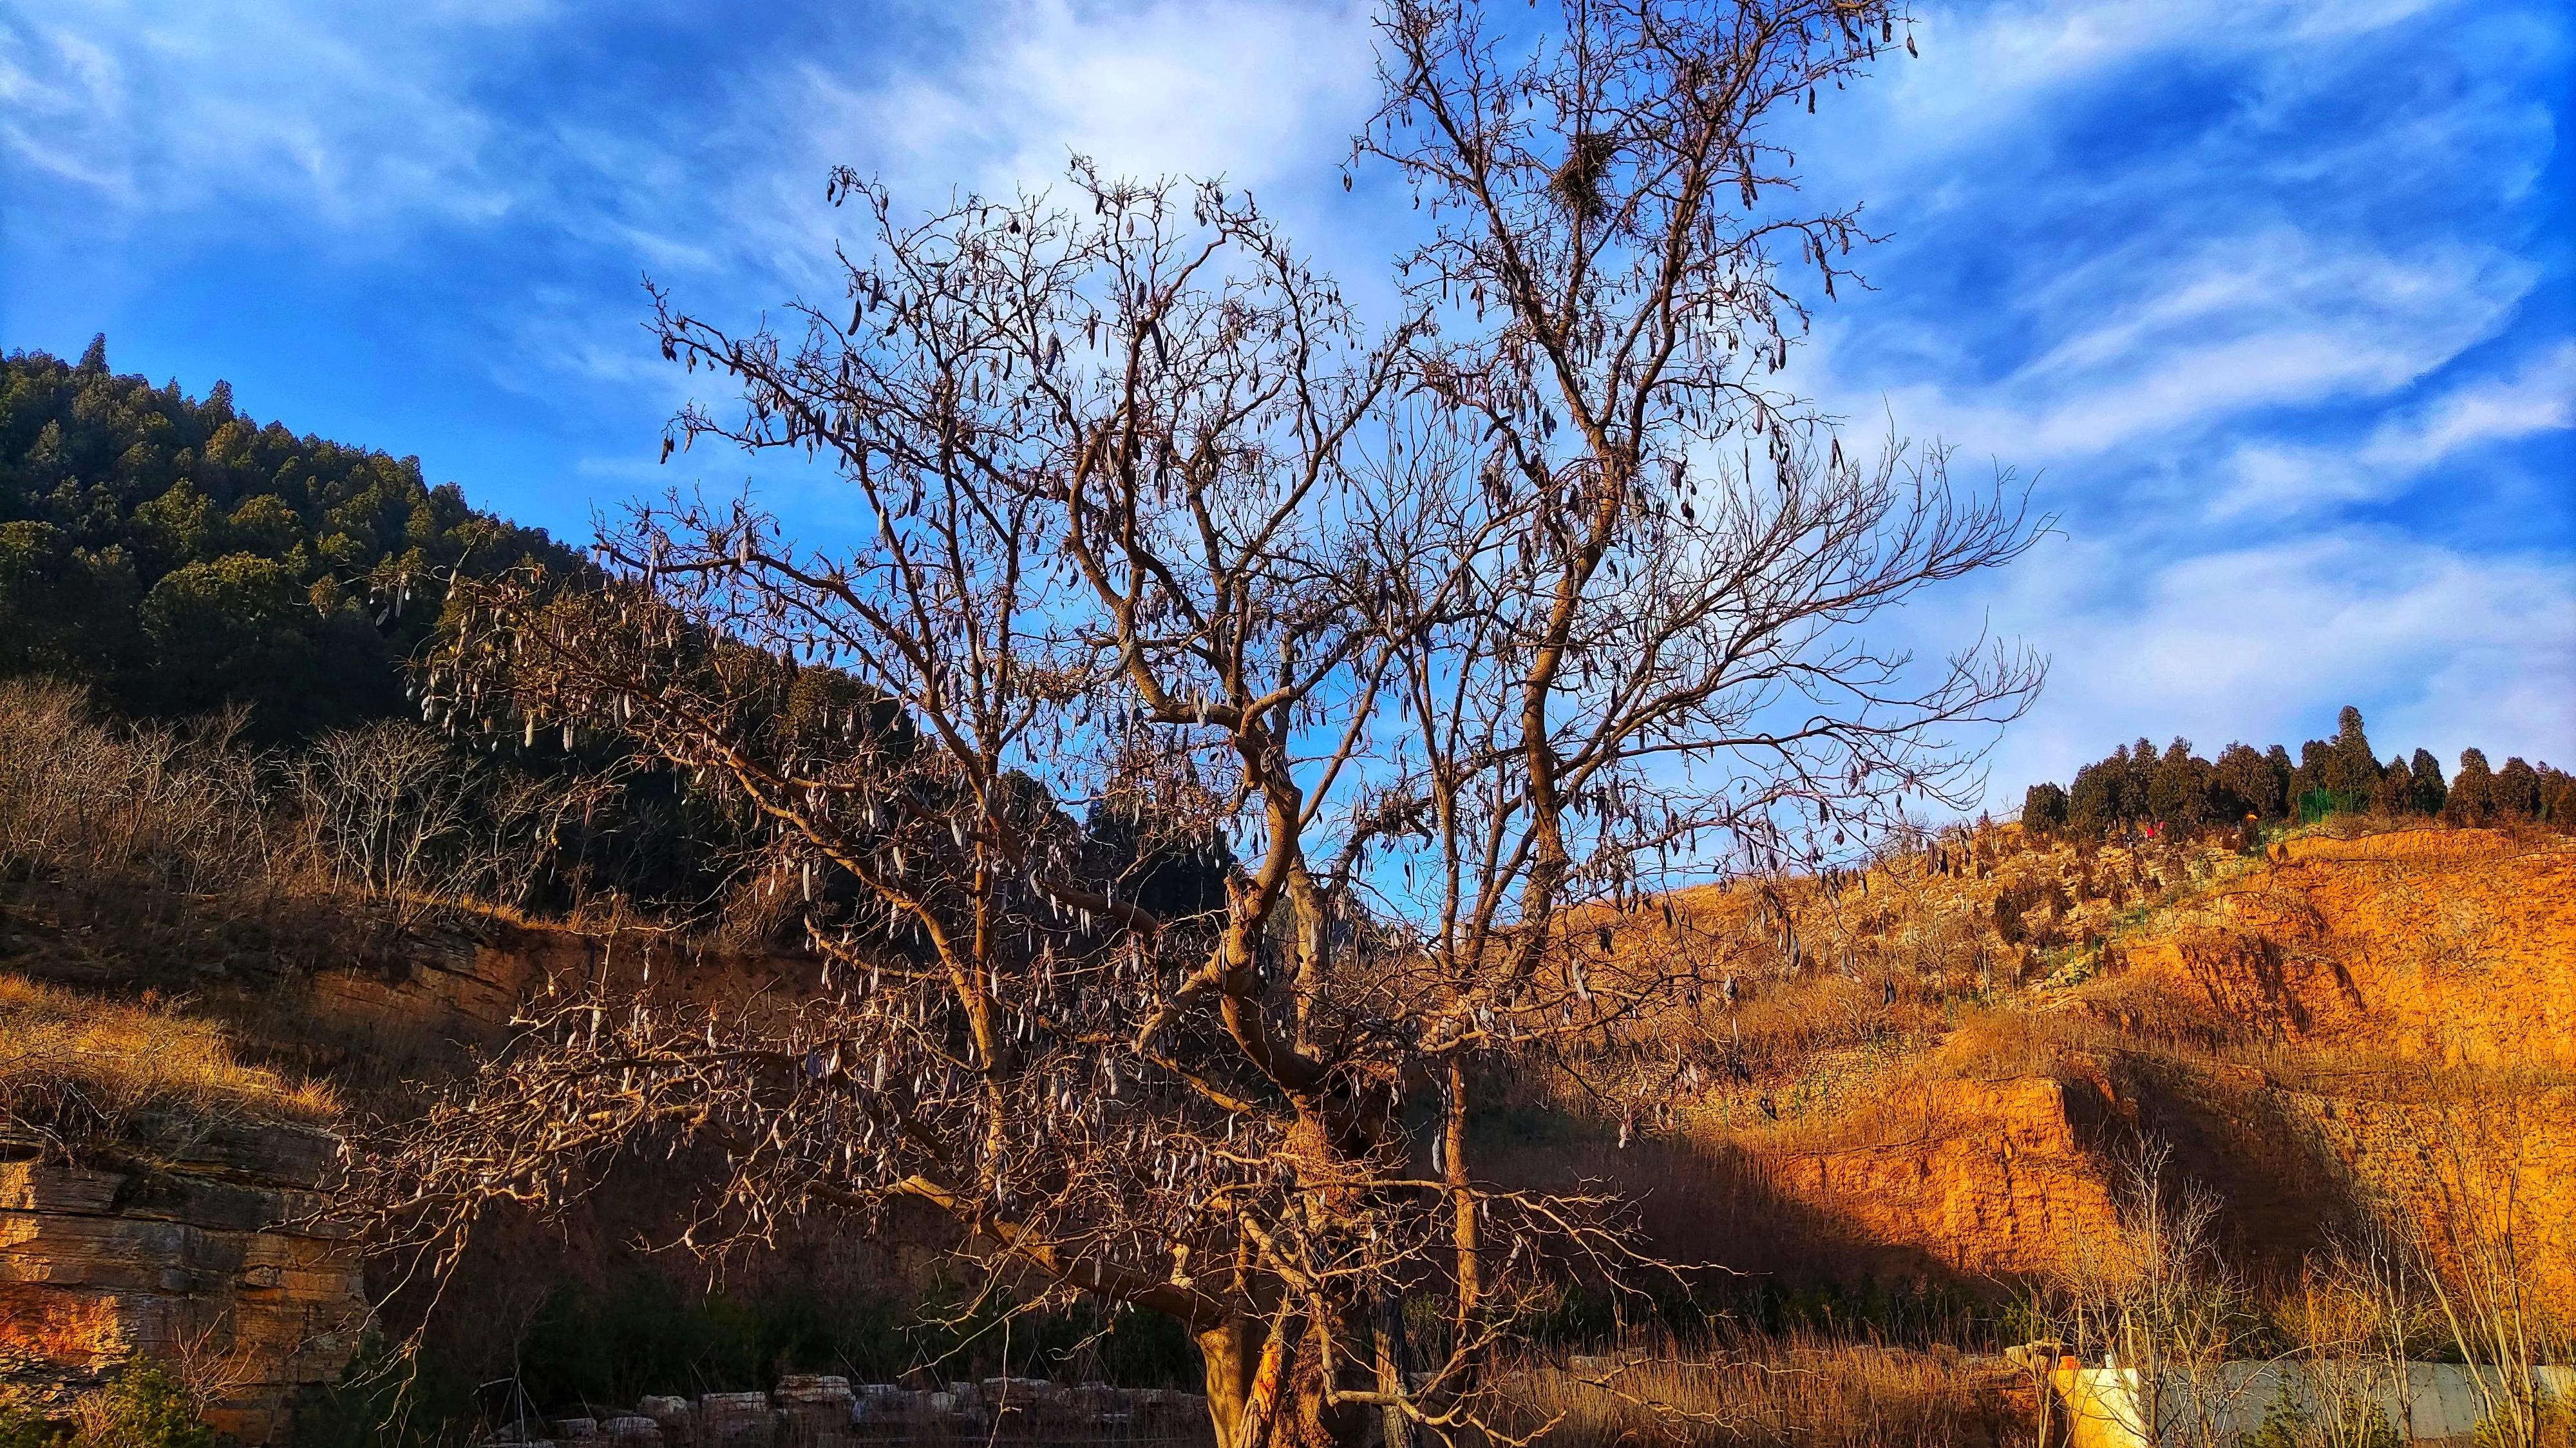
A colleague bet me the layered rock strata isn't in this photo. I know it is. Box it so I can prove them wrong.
[0,1119,366,1442]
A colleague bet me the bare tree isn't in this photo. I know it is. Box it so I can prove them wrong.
[2405,1078,2569,1448]
[359,6,2041,1447]
[2274,1235,2418,1448]
[0,680,290,941]
[300,719,618,920]
[2050,1144,2253,1448]
[302,722,478,906]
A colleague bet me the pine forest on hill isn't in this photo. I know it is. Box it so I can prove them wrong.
[0,339,577,739]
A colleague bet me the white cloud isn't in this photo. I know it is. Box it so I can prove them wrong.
[2206,342,2576,521]
[0,1,527,227]
[1835,231,2535,466]
[10,0,2564,799]
[1790,0,2550,477]
[1980,528,2576,797]
[2210,442,2381,521]
[1816,0,2444,187]
[2361,340,2576,469]
[788,0,1376,199]
[0,21,127,191]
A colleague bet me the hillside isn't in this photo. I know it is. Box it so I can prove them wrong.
[1511,818,2576,1304]
[13,803,2572,1416]
[4,352,2570,1440]
[0,340,576,739]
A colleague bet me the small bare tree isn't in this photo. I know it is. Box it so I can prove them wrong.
[2052,1144,2251,1448]
[2275,1235,2418,1448]
[0,680,289,942]
[299,719,616,918]
[359,5,2041,1447]
[2404,1078,2568,1448]
[302,722,478,906]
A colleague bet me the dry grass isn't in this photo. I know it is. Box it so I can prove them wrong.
[0,971,337,1151]
[1556,812,2550,1132]
[1493,1331,2020,1448]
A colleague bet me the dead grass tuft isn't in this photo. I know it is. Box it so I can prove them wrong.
[1494,1329,2019,1447]
[0,971,337,1152]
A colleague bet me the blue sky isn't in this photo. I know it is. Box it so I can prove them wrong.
[4,0,2569,804]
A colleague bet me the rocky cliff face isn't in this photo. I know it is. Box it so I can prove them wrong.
[1548,825,2576,1293]
[1,915,838,1445]
[0,1119,366,1442]
[308,919,817,1053]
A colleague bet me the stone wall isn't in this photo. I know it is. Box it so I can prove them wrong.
[491,1377,1215,1448]
[0,1119,366,1443]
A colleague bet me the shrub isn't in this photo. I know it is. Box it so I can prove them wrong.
[66,1366,213,1448]
[2445,748,2497,826]
[0,1398,70,1448]
[2244,1384,2401,1448]
[2020,782,2066,834]
[2494,757,2543,822]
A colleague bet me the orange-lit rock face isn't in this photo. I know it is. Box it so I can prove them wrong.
[1770,1078,2122,1280]
[0,1123,366,1444]
[2149,830,2576,1067]
[1566,825,2576,1293]
[306,921,596,1048]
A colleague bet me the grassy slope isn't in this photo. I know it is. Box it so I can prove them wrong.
[0,972,337,1150]
[1502,819,2576,1297]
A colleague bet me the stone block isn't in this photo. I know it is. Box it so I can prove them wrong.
[696,1391,771,1448]
[773,1375,853,1409]
[849,1386,912,1421]
[637,1395,694,1448]
[0,1164,125,1215]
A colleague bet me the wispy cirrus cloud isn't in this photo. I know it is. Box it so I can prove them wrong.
[2361,341,2576,470]
[1848,231,2538,465]
[1972,527,2576,791]
[2212,342,2576,521]
[0,1,534,229]
[1778,0,2574,788]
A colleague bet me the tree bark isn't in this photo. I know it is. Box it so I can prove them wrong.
[1198,1320,1258,1448]
[1370,1293,1414,1448]
[1198,1313,1374,1448]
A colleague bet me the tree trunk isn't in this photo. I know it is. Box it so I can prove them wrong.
[1198,1320,1259,1448]
[1196,1315,1374,1448]
[1370,1294,1414,1448]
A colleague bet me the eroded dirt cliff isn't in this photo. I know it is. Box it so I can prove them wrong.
[1525,823,2576,1295]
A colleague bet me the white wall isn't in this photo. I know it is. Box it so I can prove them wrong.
[2050,1361,2576,1448]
